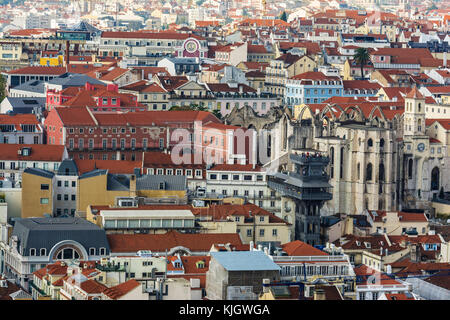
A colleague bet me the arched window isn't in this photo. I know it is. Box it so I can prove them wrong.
[56,248,80,260]
[366,163,373,181]
[380,138,385,148]
[408,159,413,179]
[379,163,385,182]
[431,167,440,191]
[418,103,421,112]
[368,138,373,147]
[40,248,46,256]
[330,147,334,179]
[418,119,422,132]
[357,163,360,180]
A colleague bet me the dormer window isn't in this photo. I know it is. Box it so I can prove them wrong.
[364,242,371,248]
[30,248,36,256]
[40,248,46,256]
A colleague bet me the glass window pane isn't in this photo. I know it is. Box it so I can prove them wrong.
[104,220,116,228]
[140,220,150,227]
[151,219,161,228]
[173,220,182,227]
[162,219,171,228]
[184,220,194,227]
[117,220,127,228]
[129,219,139,228]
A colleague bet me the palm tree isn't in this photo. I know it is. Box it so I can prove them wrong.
[353,48,371,80]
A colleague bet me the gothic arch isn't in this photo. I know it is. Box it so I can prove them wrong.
[431,167,440,191]
[344,105,364,122]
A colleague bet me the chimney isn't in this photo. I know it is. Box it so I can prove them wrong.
[314,288,326,300]
[130,174,137,197]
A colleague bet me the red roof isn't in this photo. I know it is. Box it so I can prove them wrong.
[102,279,141,300]
[107,230,243,253]
[54,107,220,127]
[6,66,67,75]
[74,159,141,175]
[425,119,450,130]
[0,114,39,126]
[405,87,424,99]
[384,293,416,300]
[282,241,329,256]
[291,71,340,81]
[0,144,65,162]
[101,31,204,41]
[79,279,108,294]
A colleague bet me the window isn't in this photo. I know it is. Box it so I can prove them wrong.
[99,248,106,255]
[209,174,217,180]
[40,198,49,204]
[30,248,36,256]
[244,175,252,181]
[40,184,49,190]
[89,248,96,255]
[247,229,252,237]
[272,229,277,236]
[366,163,373,181]
[221,174,228,180]
[259,229,265,237]
[40,248,46,256]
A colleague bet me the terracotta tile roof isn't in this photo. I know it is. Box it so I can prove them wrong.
[238,18,289,27]
[425,119,450,130]
[107,230,243,253]
[100,279,139,300]
[62,90,97,107]
[291,71,340,81]
[120,81,166,93]
[206,83,256,93]
[368,210,428,222]
[248,44,268,54]
[370,48,434,60]
[191,203,289,225]
[0,144,65,162]
[0,114,39,126]
[279,41,321,55]
[74,159,141,175]
[98,68,129,82]
[282,240,329,256]
[54,107,219,127]
[354,265,402,285]
[342,80,381,90]
[6,66,67,75]
[79,279,108,294]
[54,106,96,126]
[426,85,450,94]
[101,31,204,41]
[405,87,424,99]
[209,164,262,172]
[384,293,416,300]
[423,270,450,290]
[239,61,269,71]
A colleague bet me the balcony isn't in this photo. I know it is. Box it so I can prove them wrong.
[268,179,332,201]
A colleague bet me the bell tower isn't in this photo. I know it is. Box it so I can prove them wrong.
[403,87,426,137]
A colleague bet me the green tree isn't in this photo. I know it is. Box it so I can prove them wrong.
[353,48,371,80]
[279,11,287,22]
